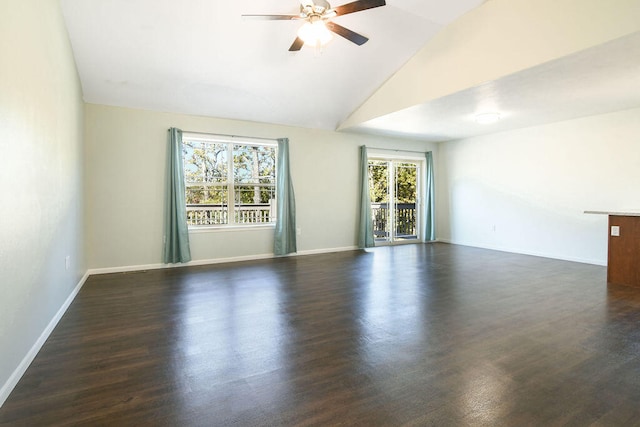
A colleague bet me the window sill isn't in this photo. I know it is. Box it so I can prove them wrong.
[188,224,275,234]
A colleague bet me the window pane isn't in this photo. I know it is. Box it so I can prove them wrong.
[185,186,229,225]
[395,163,418,240]
[234,185,275,224]
[183,140,228,184]
[233,144,276,185]
[395,163,417,203]
[368,160,389,203]
[369,160,390,241]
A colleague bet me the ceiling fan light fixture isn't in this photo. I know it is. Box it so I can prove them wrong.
[297,19,333,47]
[242,0,386,51]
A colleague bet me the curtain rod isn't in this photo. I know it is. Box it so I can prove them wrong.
[170,128,280,143]
[366,146,429,155]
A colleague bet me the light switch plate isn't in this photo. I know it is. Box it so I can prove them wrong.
[611,225,620,237]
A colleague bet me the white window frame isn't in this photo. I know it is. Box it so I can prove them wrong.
[367,149,425,245]
[182,132,278,231]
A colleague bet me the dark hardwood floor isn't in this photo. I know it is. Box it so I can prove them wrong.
[2,243,640,426]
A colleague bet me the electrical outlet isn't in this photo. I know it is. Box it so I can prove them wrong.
[296,227,302,236]
[611,226,620,237]
[65,255,71,270]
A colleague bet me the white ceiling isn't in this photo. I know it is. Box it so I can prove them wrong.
[60,0,640,142]
[60,0,485,131]
[348,31,640,142]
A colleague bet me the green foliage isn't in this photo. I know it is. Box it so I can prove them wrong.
[395,163,417,203]
[368,161,417,203]
[183,141,276,205]
[368,161,388,203]
[232,145,276,204]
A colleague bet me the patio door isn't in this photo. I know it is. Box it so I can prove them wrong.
[368,158,421,244]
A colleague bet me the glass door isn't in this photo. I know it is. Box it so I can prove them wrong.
[368,159,420,244]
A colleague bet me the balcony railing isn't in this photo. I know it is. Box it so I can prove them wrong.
[371,202,417,240]
[186,203,274,226]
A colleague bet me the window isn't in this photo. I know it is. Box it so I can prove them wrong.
[182,133,277,228]
[368,157,421,244]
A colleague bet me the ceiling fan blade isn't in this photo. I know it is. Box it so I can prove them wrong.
[325,21,368,45]
[241,14,301,20]
[333,0,386,16]
[289,37,305,51]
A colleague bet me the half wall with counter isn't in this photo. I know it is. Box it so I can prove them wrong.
[585,211,640,288]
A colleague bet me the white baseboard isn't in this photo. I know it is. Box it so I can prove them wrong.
[0,271,90,408]
[438,238,607,266]
[295,246,359,256]
[87,253,274,275]
[87,245,361,276]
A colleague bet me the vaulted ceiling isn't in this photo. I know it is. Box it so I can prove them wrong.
[60,0,640,142]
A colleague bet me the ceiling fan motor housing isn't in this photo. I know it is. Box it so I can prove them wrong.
[300,1,332,18]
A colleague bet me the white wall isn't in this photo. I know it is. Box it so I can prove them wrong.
[85,104,436,270]
[437,107,640,265]
[0,0,85,404]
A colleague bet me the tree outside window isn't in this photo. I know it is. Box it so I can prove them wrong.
[183,136,276,226]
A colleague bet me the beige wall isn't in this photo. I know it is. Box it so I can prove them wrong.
[84,104,436,270]
[438,107,640,265]
[0,0,85,403]
[341,0,640,129]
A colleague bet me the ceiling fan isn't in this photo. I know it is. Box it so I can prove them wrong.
[242,0,386,51]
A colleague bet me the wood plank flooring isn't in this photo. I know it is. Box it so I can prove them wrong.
[2,243,640,426]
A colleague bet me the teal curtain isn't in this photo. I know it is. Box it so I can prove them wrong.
[163,128,191,263]
[274,138,297,255]
[425,151,436,241]
[358,145,375,248]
